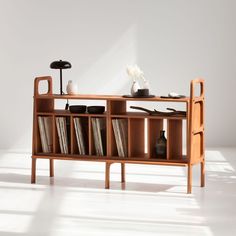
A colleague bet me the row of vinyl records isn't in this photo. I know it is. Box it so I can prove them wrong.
[38,116,128,157]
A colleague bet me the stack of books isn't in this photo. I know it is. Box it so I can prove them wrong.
[112,119,128,157]
[91,118,106,156]
[73,117,86,155]
[38,116,53,153]
[56,117,70,154]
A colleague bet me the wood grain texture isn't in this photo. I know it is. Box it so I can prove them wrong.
[129,118,145,158]
[32,77,205,194]
[167,120,182,160]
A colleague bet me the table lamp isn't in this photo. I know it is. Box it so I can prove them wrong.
[50,60,72,95]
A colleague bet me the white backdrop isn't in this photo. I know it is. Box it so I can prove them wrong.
[0,0,235,150]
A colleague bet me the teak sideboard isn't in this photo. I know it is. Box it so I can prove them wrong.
[32,76,205,194]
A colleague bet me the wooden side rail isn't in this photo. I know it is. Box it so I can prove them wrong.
[32,76,54,183]
[187,78,205,193]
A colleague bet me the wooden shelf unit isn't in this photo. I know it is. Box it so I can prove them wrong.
[32,76,205,193]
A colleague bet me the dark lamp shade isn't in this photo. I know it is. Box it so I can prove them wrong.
[49,59,72,95]
[50,60,72,69]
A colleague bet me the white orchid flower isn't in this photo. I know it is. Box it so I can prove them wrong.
[126,65,136,81]
[126,64,149,88]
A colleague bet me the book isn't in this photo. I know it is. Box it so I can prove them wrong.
[96,118,104,156]
[56,117,64,153]
[112,119,128,157]
[44,116,53,152]
[91,118,106,156]
[56,117,69,154]
[38,116,53,153]
[91,118,100,155]
[112,119,122,157]
[119,119,128,157]
[61,117,69,154]
[74,118,86,155]
[38,116,48,153]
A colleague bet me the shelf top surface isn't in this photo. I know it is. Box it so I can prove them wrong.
[35,94,190,102]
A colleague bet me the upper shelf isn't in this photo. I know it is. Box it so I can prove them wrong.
[35,94,190,102]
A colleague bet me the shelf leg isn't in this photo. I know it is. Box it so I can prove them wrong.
[105,162,111,189]
[201,160,205,187]
[31,158,37,184]
[50,159,54,177]
[121,163,125,183]
[187,164,192,194]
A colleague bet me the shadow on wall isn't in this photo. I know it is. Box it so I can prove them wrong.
[5,24,138,151]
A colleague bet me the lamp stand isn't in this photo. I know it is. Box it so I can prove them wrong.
[60,69,63,95]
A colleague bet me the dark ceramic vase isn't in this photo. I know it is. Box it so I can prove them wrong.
[155,130,167,159]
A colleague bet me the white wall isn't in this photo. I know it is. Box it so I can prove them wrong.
[0,0,235,150]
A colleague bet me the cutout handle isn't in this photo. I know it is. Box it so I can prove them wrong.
[34,76,53,96]
[190,78,205,100]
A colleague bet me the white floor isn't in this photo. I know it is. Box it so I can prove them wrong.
[0,148,236,236]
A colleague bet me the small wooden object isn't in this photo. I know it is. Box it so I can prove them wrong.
[32,77,205,194]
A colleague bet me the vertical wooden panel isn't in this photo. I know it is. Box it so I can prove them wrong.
[52,115,56,154]
[110,101,126,115]
[148,118,163,158]
[106,100,112,157]
[167,120,182,160]
[36,98,54,112]
[32,98,38,154]
[36,115,42,153]
[70,116,75,154]
[88,117,94,155]
[186,101,190,163]
[83,118,89,155]
[129,118,145,157]
[128,118,131,157]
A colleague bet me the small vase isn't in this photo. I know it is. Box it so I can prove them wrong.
[155,130,167,159]
[130,80,140,96]
[143,79,150,89]
[66,80,78,95]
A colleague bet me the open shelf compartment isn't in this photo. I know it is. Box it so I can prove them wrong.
[36,115,53,154]
[110,118,128,158]
[167,119,183,160]
[89,117,107,157]
[148,118,164,159]
[71,116,89,156]
[128,118,146,158]
[54,115,71,155]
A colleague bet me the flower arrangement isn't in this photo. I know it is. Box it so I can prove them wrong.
[126,65,150,95]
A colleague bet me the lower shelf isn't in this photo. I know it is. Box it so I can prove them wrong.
[33,153,188,166]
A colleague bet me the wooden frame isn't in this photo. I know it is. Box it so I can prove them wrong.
[31,77,205,194]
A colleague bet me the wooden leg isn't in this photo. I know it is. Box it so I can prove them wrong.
[105,162,111,189]
[121,163,125,183]
[201,160,205,187]
[31,158,37,184]
[50,159,54,177]
[187,164,192,194]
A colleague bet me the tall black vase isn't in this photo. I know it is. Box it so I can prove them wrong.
[155,130,167,159]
